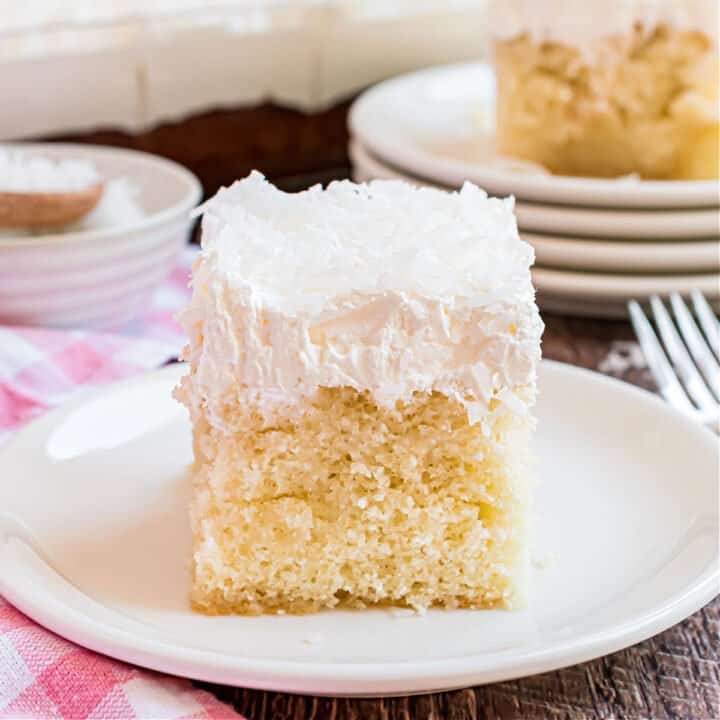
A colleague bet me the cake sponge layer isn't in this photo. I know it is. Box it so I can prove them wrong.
[189,387,532,615]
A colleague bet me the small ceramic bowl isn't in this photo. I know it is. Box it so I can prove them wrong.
[0,143,202,329]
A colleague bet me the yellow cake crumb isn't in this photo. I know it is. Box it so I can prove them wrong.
[183,386,533,615]
[494,24,719,179]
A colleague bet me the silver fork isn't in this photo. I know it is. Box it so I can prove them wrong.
[628,290,720,433]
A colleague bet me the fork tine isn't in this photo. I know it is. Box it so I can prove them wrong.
[628,300,696,415]
[691,289,720,360]
[650,295,718,414]
[670,293,720,400]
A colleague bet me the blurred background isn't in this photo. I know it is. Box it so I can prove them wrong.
[0,0,489,194]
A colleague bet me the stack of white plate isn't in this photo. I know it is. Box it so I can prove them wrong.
[348,63,720,318]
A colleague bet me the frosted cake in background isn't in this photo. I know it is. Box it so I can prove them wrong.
[176,172,542,615]
[492,0,719,179]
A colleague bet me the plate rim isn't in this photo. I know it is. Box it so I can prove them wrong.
[0,361,718,695]
[350,139,720,239]
[522,231,720,273]
[348,63,720,209]
[513,203,719,239]
[532,267,720,300]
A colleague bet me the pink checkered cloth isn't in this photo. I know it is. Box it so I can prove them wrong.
[0,248,242,720]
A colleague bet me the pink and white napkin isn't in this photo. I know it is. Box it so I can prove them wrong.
[0,247,243,720]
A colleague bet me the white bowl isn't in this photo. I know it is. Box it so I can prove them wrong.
[0,143,202,329]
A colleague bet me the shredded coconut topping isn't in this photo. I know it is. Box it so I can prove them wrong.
[179,172,542,424]
[195,171,535,314]
[0,149,100,193]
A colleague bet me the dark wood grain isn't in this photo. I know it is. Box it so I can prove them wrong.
[44,102,353,201]
[53,106,718,720]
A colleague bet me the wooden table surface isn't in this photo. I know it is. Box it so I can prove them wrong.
[51,106,719,720]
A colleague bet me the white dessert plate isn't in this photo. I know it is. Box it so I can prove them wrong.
[533,268,720,319]
[0,363,717,696]
[348,63,720,209]
[532,268,720,303]
[515,204,719,240]
[524,232,719,274]
[350,140,720,240]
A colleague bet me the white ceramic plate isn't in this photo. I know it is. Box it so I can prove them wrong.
[348,63,720,209]
[532,266,720,318]
[0,364,717,696]
[524,232,719,274]
[533,269,720,319]
[515,204,719,240]
[0,143,202,329]
[533,268,720,302]
[350,140,720,240]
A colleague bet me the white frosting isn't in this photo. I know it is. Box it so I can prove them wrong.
[0,150,100,192]
[492,0,718,48]
[179,172,542,427]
